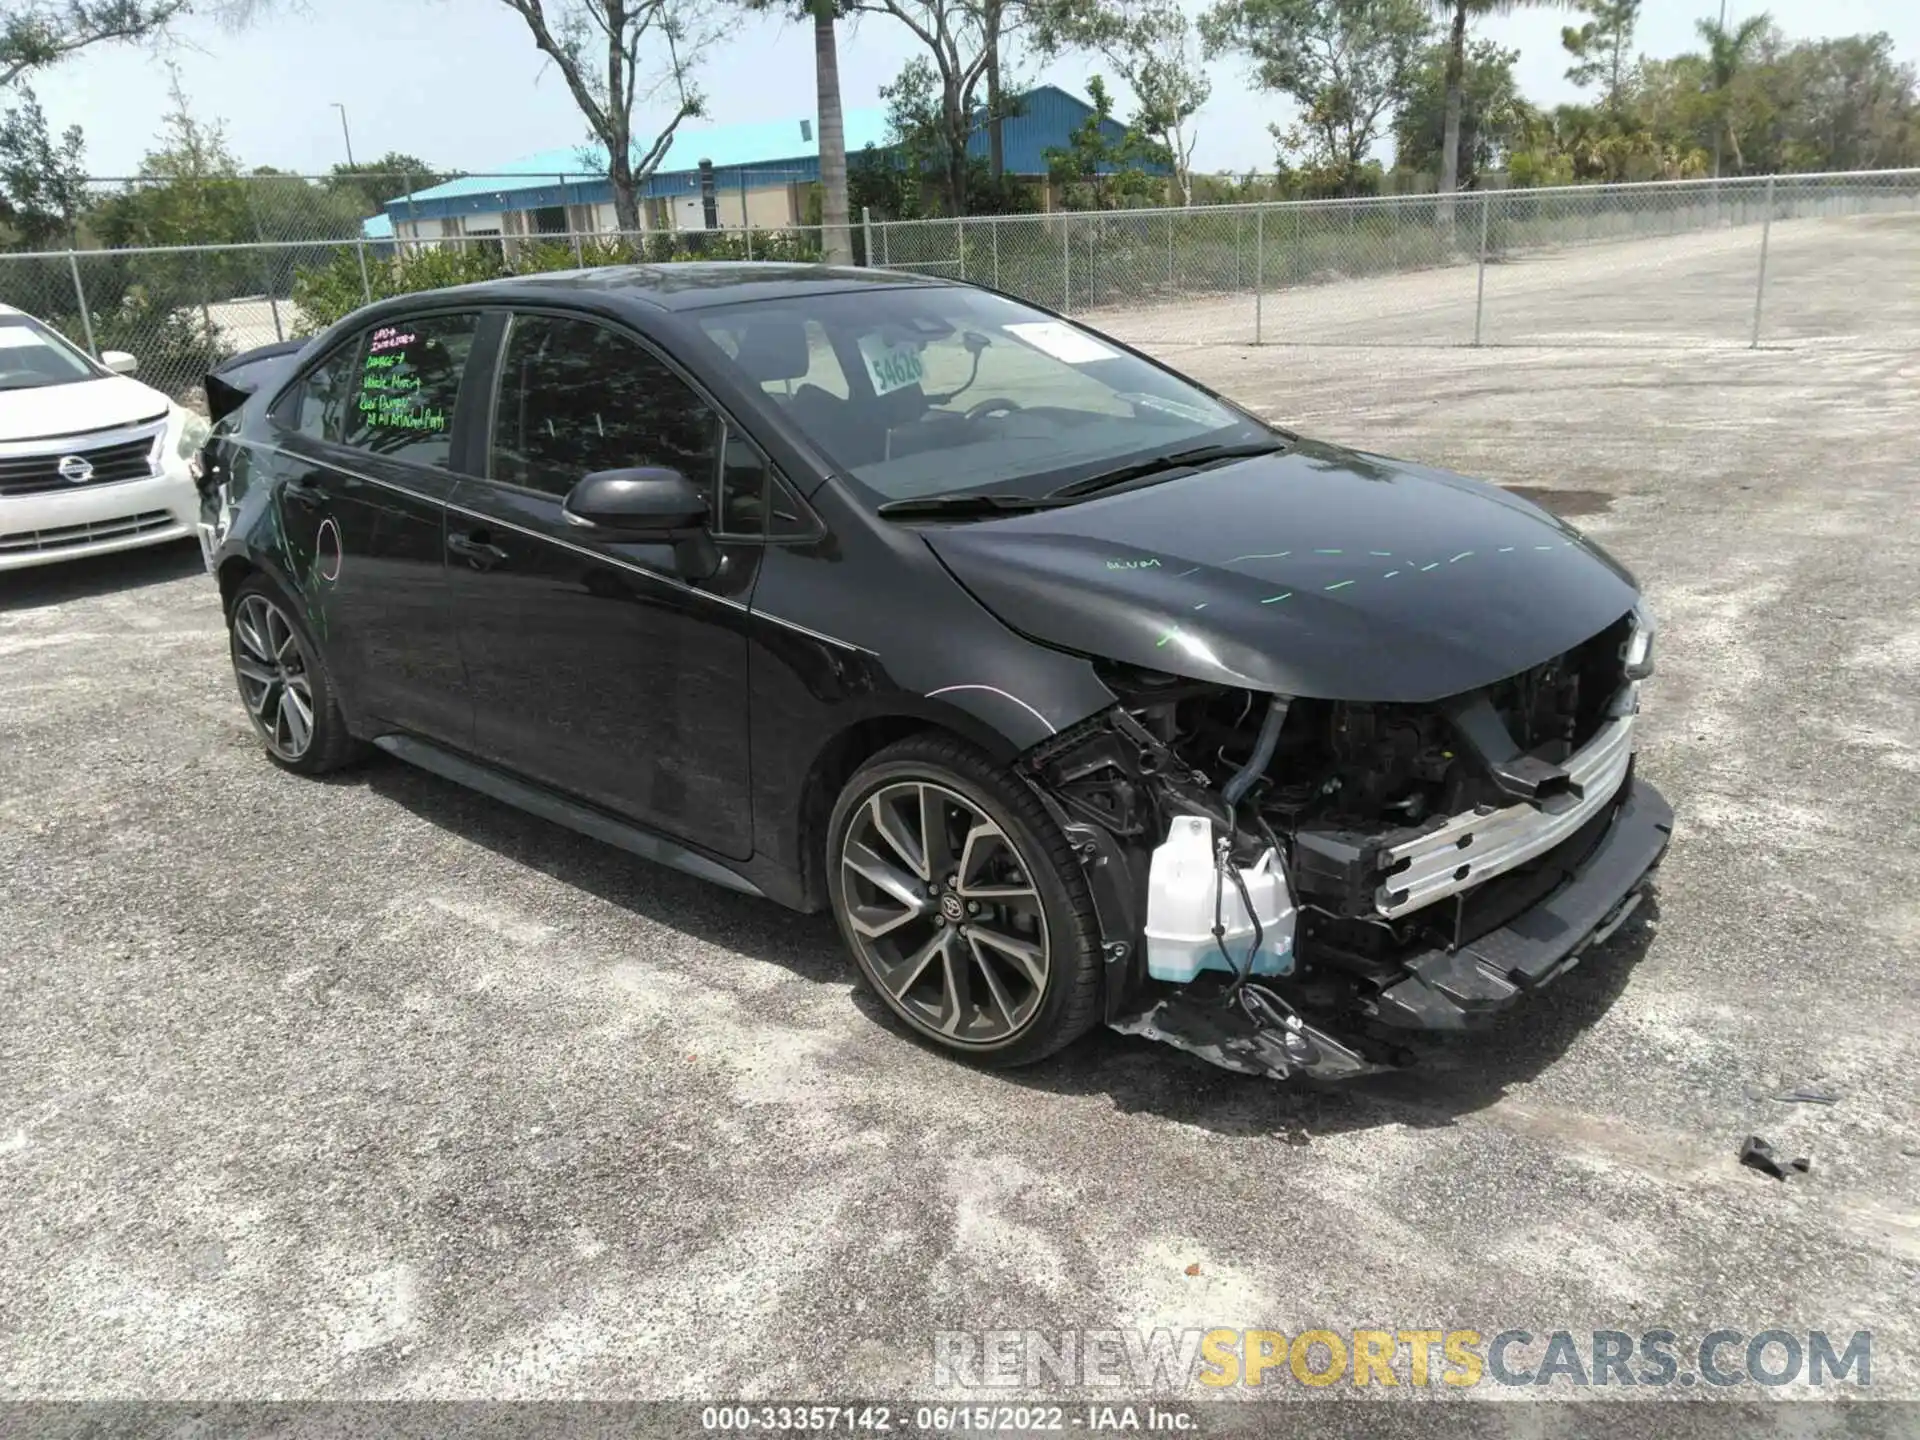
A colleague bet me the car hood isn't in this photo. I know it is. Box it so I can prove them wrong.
[923,440,1639,703]
[0,374,169,441]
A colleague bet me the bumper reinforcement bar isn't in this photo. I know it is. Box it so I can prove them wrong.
[1370,777,1673,1030]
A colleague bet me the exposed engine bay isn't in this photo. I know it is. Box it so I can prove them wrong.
[1019,607,1670,1081]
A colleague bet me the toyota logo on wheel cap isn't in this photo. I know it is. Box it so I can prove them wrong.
[57,454,94,484]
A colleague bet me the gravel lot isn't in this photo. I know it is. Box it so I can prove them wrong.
[3,255,1918,1425]
[1085,212,1920,350]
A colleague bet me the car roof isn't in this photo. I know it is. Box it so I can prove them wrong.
[211,337,310,373]
[424,261,948,315]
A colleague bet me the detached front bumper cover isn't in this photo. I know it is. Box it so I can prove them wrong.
[1112,992,1386,1080]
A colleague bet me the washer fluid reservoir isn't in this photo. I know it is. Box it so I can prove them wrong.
[1143,815,1296,984]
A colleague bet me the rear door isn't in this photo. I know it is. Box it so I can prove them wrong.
[260,310,484,746]
[444,309,763,859]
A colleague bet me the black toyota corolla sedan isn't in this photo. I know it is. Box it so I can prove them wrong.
[194,263,1671,1081]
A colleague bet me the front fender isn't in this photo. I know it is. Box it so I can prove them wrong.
[879,644,1119,756]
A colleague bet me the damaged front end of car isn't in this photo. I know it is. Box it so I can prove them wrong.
[1015,606,1672,1082]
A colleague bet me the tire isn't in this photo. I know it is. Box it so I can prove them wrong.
[227,574,359,776]
[827,734,1103,1068]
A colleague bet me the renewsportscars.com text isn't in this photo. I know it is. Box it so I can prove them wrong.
[932,1328,1871,1391]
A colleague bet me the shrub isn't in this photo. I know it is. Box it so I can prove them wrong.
[286,227,831,337]
[290,243,507,334]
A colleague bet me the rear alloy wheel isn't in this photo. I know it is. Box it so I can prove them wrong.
[231,592,315,761]
[227,578,358,775]
[828,737,1103,1066]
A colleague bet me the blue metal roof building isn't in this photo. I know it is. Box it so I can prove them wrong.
[380,85,1141,231]
[959,83,1135,176]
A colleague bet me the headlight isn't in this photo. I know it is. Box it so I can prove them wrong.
[1623,601,1656,680]
[172,405,211,459]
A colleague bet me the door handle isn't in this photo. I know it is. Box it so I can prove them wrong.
[283,480,324,509]
[448,529,509,570]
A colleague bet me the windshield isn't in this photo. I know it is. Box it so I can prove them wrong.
[0,316,102,392]
[695,288,1270,505]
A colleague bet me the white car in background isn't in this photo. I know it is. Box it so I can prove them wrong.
[0,304,208,572]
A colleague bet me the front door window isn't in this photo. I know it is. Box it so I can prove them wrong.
[489,314,721,505]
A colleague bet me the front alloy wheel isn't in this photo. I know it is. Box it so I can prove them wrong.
[842,780,1051,1044]
[828,736,1103,1067]
[231,592,316,762]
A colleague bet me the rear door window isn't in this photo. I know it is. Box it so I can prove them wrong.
[339,312,480,469]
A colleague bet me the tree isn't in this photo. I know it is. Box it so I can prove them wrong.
[1561,0,1639,116]
[0,88,85,246]
[1032,0,1210,205]
[90,68,251,249]
[493,0,720,232]
[322,153,455,213]
[1202,0,1430,195]
[1042,74,1168,209]
[848,140,922,220]
[1428,0,1559,219]
[1685,29,1920,176]
[1504,97,1707,183]
[872,57,1034,216]
[808,0,852,262]
[1695,9,1770,175]
[59,73,246,391]
[1760,33,1920,173]
[880,55,947,198]
[853,0,1003,216]
[983,0,1004,179]
[736,0,852,265]
[0,0,191,89]
[1394,37,1522,188]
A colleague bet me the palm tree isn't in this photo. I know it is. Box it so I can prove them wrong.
[812,0,854,264]
[1695,11,1769,177]
[747,0,854,264]
[1433,0,1562,217]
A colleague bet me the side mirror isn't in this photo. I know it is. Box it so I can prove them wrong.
[101,349,139,375]
[562,466,717,579]
[563,467,708,534]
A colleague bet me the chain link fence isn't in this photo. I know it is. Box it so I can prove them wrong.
[869,168,1920,351]
[74,167,829,245]
[3,170,1915,407]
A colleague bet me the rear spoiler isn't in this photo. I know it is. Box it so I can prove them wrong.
[203,337,310,425]
[204,370,254,426]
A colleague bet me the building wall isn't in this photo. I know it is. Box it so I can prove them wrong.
[747,184,800,229]
[662,183,801,232]
[396,187,807,247]
[381,87,1141,235]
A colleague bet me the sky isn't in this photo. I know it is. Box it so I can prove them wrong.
[25,0,1920,181]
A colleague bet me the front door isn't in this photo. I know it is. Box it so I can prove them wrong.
[445,311,757,859]
[259,311,484,746]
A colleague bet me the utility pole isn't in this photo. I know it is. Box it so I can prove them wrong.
[331,103,356,170]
